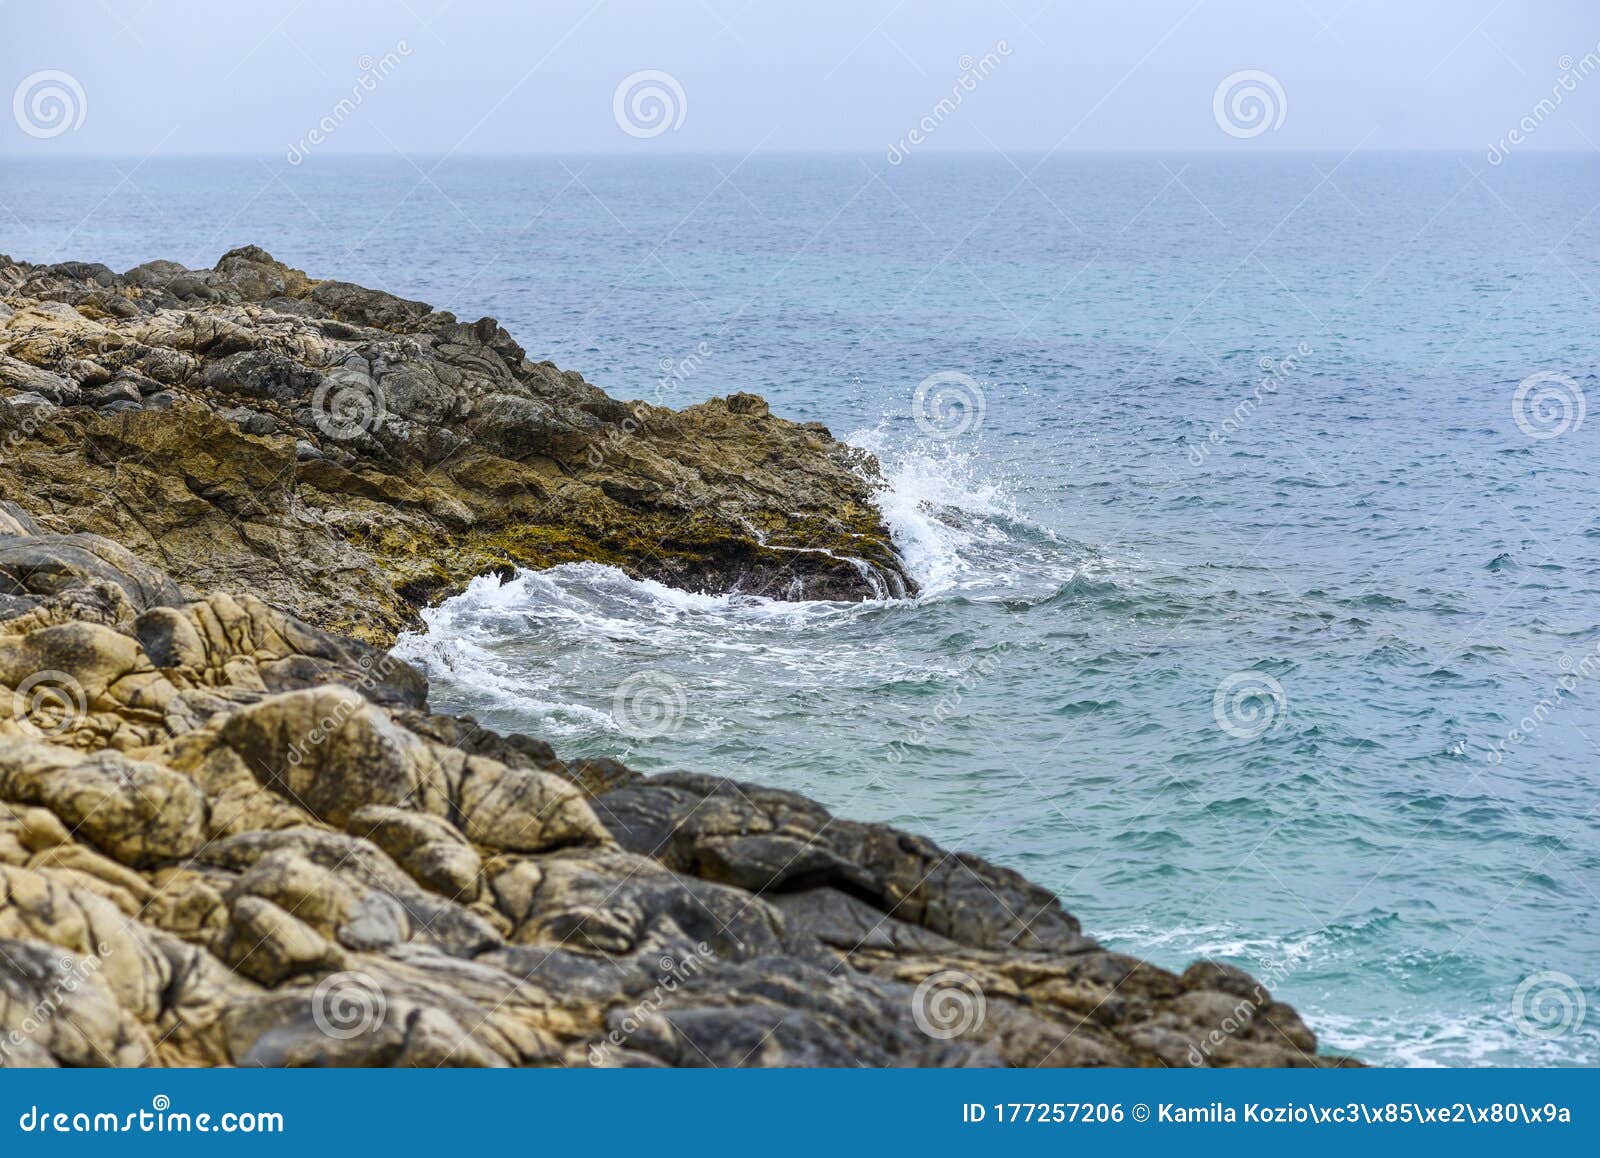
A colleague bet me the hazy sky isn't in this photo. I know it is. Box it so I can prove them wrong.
[2,1,1599,157]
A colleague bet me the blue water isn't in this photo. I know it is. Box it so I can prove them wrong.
[6,154,1599,1066]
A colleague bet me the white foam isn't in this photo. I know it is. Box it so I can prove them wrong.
[847,425,1034,596]
[402,425,1055,677]
[1310,1009,1600,1068]
[393,424,1074,739]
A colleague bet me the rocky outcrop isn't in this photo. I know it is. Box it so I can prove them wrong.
[0,248,912,645]
[0,253,1353,1068]
[0,522,1349,1067]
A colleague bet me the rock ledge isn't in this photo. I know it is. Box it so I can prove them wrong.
[1,247,912,645]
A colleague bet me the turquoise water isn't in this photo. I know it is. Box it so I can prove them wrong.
[7,154,1599,1065]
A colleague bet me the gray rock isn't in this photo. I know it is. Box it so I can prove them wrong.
[67,358,112,387]
[0,503,39,535]
[0,247,916,643]
[0,356,78,404]
[3,391,54,413]
[0,531,185,610]
[0,525,1352,1069]
[221,406,281,436]
[83,379,143,407]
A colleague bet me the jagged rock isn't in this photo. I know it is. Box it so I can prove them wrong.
[0,247,913,645]
[349,806,482,900]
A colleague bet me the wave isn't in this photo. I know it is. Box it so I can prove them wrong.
[1311,1009,1600,1068]
[848,424,1080,598]
[1095,914,1600,1066]
[401,424,1080,665]
[386,409,1596,1068]
[394,424,1077,744]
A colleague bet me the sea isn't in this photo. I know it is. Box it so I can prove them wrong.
[5,152,1598,1066]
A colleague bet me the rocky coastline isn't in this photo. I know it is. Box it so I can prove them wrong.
[0,249,1352,1067]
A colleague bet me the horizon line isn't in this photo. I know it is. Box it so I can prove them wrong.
[0,147,1589,161]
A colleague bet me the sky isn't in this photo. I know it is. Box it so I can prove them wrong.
[1,0,1599,157]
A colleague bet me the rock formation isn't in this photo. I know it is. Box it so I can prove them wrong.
[0,251,1352,1067]
[0,247,911,645]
